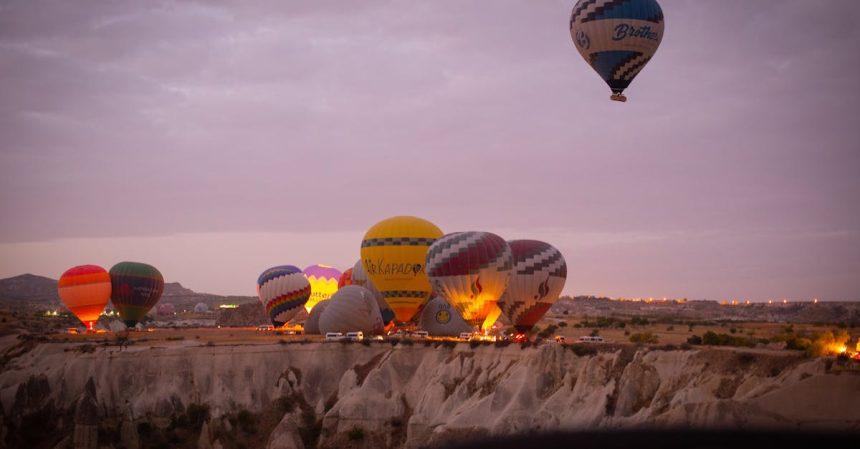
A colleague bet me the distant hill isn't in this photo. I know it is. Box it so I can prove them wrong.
[0,273,256,312]
[0,274,60,306]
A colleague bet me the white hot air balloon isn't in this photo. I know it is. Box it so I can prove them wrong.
[304,300,331,335]
[319,285,385,335]
[418,297,474,337]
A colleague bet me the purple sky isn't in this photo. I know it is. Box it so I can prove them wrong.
[1,1,859,300]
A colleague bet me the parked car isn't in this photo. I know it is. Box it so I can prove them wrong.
[554,336,566,344]
[325,332,344,341]
[459,332,474,341]
[577,335,604,343]
[256,324,274,331]
[346,331,364,342]
[413,331,429,339]
[371,335,385,341]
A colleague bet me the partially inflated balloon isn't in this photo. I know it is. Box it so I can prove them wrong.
[350,259,368,286]
[361,216,443,323]
[157,303,175,316]
[109,262,164,327]
[304,300,330,334]
[58,265,111,330]
[338,268,354,288]
[418,297,473,337]
[349,259,394,326]
[498,240,568,333]
[318,286,385,335]
[303,264,341,312]
[570,0,664,101]
[257,265,311,326]
[426,232,512,328]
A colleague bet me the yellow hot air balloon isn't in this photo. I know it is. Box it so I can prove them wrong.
[360,216,443,323]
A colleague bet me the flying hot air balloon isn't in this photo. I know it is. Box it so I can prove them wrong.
[303,264,341,312]
[109,262,164,328]
[338,268,354,288]
[426,232,513,330]
[257,265,311,327]
[569,0,664,102]
[57,265,111,331]
[360,216,443,323]
[497,240,568,333]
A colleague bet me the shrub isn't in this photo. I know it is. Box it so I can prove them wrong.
[630,316,649,326]
[537,324,559,339]
[166,336,184,341]
[347,426,365,441]
[589,329,599,337]
[666,325,674,331]
[701,331,756,348]
[729,328,737,334]
[568,344,597,356]
[237,409,257,434]
[687,335,703,345]
[629,332,659,344]
[389,338,400,346]
[558,321,568,328]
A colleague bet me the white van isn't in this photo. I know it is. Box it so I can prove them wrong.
[577,335,604,343]
[413,331,429,339]
[459,332,473,341]
[346,331,364,342]
[257,324,274,331]
[325,332,344,341]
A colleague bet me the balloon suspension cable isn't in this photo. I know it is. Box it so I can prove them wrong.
[610,93,628,102]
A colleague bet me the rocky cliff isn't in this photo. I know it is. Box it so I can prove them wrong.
[0,336,858,449]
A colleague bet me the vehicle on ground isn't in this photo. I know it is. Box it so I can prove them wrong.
[371,335,384,341]
[512,333,528,343]
[346,331,364,342]
[325,332,344,341]
[577,335,604,343]
[413,331,429,339]
[459,332,473,341]
[554,336,566,344]
[256,324,274,331]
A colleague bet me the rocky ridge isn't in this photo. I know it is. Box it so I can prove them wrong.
[0,337,858,449]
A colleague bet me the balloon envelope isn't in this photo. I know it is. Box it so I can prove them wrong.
[193,302,209,313]
[318,286,385,335]
[257,265,311,326]
[303,264,341,312]
[498,240,568,333]
[338,268,354,288]
[58,265,111,330]
[109,262,164,327]
[304,300,330,335]
[418,297,474,337]
[569,0,664,99]
[360,216,443,323]
[426,232,512,328]
[156,303,175,316]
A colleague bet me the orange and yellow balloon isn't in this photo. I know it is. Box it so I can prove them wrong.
[303,264,341,312]
[57,265,111,331]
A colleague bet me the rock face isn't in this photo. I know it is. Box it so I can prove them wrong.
[0,341,858,449]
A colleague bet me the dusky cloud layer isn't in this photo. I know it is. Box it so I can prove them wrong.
[1,1,858,299]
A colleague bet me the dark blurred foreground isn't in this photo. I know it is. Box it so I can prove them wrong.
[443,430,859,449]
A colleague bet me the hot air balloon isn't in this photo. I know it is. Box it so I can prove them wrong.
[347,259,394,326]
[497,240,568,333]
[361,216,443,323]
[303,264,341,312]
[418,297,474,337]
[426,232,512,330]
[569,0,664,102]
[156,303,175,316]
[304,300,330,334]
[318,286,385,335]
[257,265,311,326]
[338,268,354,288]
[109,262,164,328]
[57,265,111,331]
[193,302,209,313]
[350,259,368,286]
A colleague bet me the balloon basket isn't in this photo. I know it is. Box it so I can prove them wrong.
[610,93,627,102]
